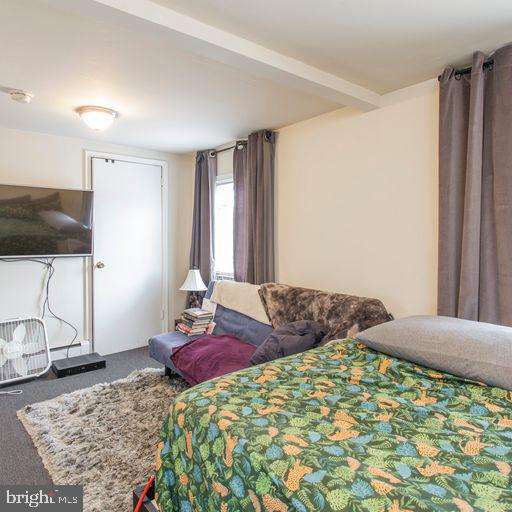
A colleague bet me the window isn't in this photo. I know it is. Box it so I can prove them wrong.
[214,175,234,279]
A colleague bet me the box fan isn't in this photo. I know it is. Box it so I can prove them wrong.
[0,317,51,385]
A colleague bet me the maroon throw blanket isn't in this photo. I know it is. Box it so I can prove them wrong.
[171,334,256,386]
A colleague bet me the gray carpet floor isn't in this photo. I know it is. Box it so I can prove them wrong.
[0,347,161,485]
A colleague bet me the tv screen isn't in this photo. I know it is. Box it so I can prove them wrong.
[0,185,93,258]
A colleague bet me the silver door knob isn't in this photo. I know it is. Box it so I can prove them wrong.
[95,261,106,269]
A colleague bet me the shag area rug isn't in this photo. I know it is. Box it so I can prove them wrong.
[17,368,188,512]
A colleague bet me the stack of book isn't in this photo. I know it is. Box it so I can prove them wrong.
[177,307,214,336]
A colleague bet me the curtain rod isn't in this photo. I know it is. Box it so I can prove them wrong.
[210,140,247,156]
[437,58,494,81]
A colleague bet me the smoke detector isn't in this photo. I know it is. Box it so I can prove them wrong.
[9,90,33,104]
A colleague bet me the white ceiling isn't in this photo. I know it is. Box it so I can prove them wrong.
[0,0,337,153]
[1,0,511,153]
[154,0,512,93]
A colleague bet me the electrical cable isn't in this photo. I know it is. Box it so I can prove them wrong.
[44,258,78,358]
[0,258,79,358]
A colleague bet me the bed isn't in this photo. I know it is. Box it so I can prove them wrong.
[155,339,512,512]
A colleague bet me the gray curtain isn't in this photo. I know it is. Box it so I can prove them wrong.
[188,150,216,306]
[233,142,248,281]
[233,130,276,284]
[438,43,512,325]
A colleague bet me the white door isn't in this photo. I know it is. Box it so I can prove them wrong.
[92,157,164,355]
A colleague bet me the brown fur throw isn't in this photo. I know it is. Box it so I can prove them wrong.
[259,283,393,342]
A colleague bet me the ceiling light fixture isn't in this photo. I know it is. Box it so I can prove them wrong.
[9,90,33,104]
[76,106,118,131]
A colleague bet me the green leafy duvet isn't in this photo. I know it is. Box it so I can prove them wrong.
[156,340,512,512]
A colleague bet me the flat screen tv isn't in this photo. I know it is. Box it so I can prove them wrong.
[0,184,93,258]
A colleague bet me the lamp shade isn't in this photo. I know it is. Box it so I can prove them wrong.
[179,269,207,291]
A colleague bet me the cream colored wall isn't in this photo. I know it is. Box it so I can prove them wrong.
[0,126,194,349]
[169,152,195,323]
[276,81,439,318]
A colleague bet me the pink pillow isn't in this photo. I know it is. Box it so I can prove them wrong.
[170,334,256,386]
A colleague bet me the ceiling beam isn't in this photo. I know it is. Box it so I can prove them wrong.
[91,0,382,111]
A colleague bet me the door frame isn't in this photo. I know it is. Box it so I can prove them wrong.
[84,150,169,353]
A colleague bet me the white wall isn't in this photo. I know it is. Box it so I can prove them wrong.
[0,126,194,349]
[276,81,439,318]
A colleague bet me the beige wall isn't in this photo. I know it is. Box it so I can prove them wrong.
[169,152,195,323]
[0,126,194,349]
[276,82,439,318]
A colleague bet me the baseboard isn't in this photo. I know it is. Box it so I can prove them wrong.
[50,340,91,361]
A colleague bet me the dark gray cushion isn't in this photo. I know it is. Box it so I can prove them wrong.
[205,281,215,299]
[356,315,512,390]
[213,304,273,347]
[250,320,327,366]
[148,330,198,377]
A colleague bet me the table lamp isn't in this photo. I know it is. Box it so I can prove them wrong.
[180,269,207,307]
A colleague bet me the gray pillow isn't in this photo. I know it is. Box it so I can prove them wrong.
[356,315,512,390]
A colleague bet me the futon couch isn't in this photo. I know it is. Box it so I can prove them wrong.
[148,281,393,376]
